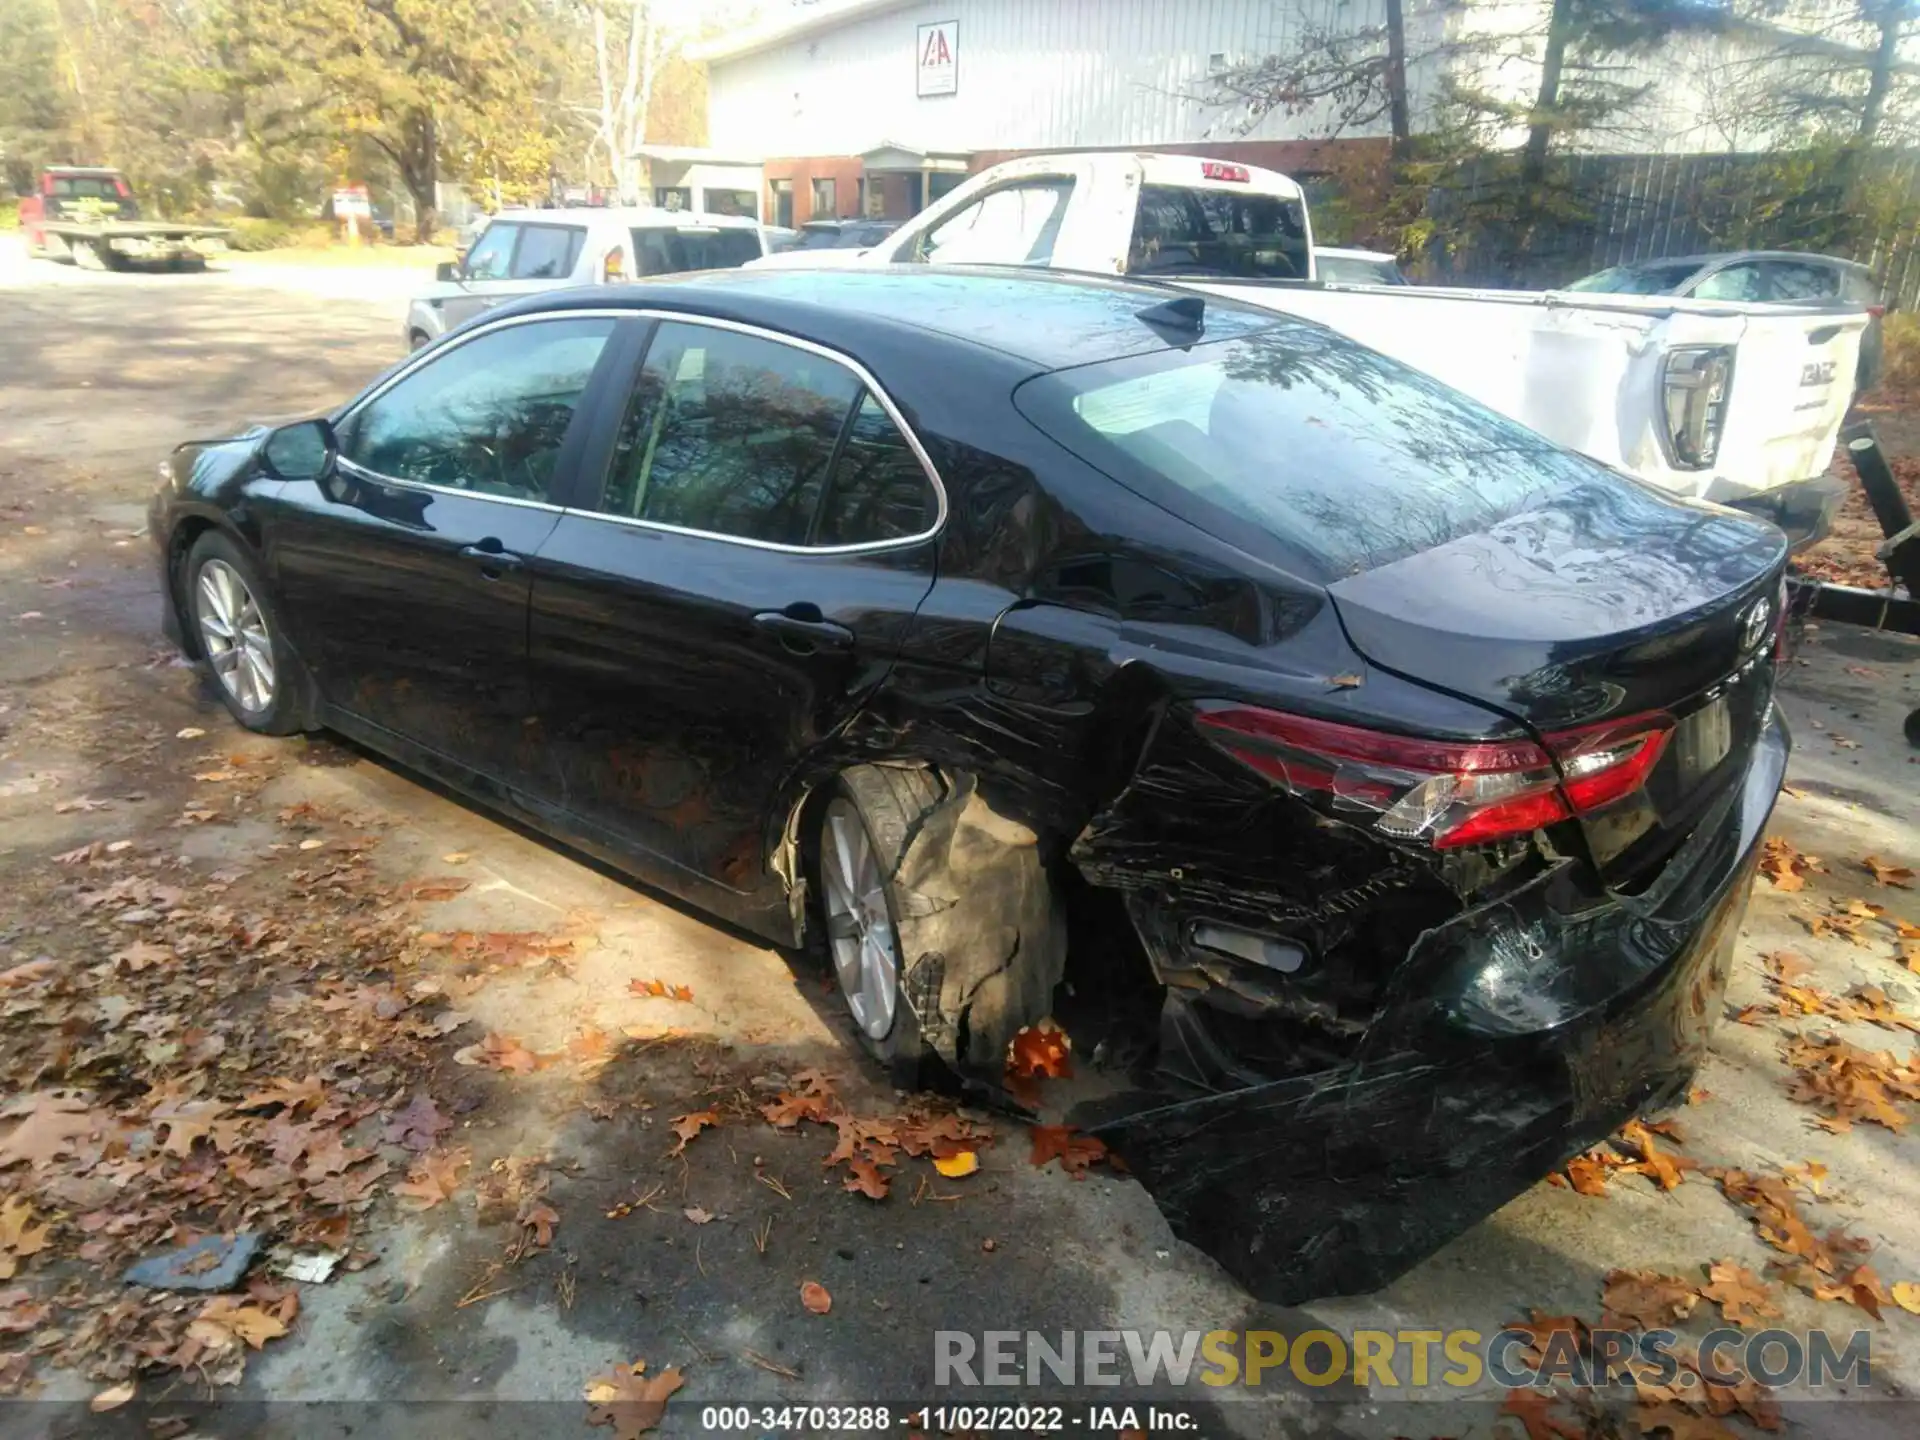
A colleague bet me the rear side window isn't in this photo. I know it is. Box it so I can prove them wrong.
[1759,261,1839,301]
[594,324,936,547]
[1129,185,1309,280]
[631,227,763,275]
[600,321,859,543]
[815,394,935,545]
[1016,326,1578,579]
[512,225,585,280]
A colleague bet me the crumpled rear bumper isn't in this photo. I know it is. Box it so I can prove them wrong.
[1080,709,1788,1305]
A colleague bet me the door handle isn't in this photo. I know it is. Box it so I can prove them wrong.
[752,610,853,652]
[459,540,523,575]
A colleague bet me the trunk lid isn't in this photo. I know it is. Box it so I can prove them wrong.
[1327,487,1785,885]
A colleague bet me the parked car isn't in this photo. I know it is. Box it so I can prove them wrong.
[765,153,1869,549]
[749,218,903,269]
[404,206,769,349]
[1566,251,1887,392]
[150,267,1789,1305]
[1312,245,1407,285]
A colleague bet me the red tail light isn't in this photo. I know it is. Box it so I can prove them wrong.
[1195,704,1673,850]
[1200,162,1250,183]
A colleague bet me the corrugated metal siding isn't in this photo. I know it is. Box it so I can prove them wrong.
[706,0,1393,156]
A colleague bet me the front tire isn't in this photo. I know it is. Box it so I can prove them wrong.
[183,530,308,736]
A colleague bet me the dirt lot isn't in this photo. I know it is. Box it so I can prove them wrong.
[2,238,1919,1440]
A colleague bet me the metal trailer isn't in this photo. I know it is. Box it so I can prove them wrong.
[34,219,231,271]
[1786,417,1920,745]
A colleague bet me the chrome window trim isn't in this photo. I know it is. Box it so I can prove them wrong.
[332,456,567,513]
[336,307,949,558]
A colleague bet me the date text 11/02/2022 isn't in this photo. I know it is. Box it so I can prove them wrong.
[695,1407,1197,1432]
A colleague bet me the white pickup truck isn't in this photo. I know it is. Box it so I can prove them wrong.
[752,152,1867,543]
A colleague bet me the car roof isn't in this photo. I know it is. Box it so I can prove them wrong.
[490,206,763,230]
[506,265,1289,372]
[1616,250,1870,275]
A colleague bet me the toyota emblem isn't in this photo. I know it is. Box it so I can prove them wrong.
[1740,597,1771,654]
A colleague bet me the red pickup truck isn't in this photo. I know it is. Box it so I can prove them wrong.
[19,166,228,270]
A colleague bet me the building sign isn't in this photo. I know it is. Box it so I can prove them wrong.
[917,20,957,97]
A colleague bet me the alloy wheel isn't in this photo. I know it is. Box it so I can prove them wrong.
[821,797,900,1040]
[193,558,276,714]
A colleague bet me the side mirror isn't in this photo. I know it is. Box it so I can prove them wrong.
[259,418,336,482]
[435,260,461,283]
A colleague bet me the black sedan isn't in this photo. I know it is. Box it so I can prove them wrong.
[149,268,1789,1304]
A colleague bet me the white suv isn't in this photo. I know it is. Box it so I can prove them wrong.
[405,207,769,349]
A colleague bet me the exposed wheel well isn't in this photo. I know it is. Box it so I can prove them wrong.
[165,517,221,658]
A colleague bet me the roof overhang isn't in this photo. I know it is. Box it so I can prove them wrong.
[629,144,764,165]
[860,143,973,174]
[690,0,917,64]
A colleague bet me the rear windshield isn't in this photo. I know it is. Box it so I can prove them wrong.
[1128,185,1310,281]
[1015,325,1581,579]
[51,175,124,199]
[1564,262,1701,295]
[631,227,762,275]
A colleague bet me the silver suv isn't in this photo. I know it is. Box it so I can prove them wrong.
[405,207,769,349]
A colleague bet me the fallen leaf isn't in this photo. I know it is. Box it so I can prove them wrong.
[0,1092,104,1169]
[1892,1280,1920,1314]
[1327,672,1363,689]
[1759,836,1820,891]
[800,1280,832,1314]
[843,1158,890,1200]
[53,795,110,814]
[384,1093,452,1151]
[1864,855,1915,888]
[667,1110,719,1155]
[194,770,240,783]
[89,1381,136,1413]
[393,1149,471,1211]
[400,877,470,902]
[1603,1268,1699,1329]
[442,851,471,864]
[0,1197,51,1280]
[453,1033,543,1074]
[518,1199,559,1249]
[1029,1125,1107,1175]
[1007,1023,1072,1080]
[933,1150,979,1178]
[176,727,206,738]
[1812,1263,1890,1319]
[682,1207,713,1225]
[1700,1259,1781,1328]
[584,1360,684,1438]
[195,1296,288,1349]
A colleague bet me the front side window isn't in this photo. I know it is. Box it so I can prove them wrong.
[600,322,859,543]
[915,179,1075,265]
[512,225,584,280]
[1564,262,1699,295]
[339,318,615,501]
[1691,264,1767,302]
[462,223,519,281]
[1129,185,1309,279]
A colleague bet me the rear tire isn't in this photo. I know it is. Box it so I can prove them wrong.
[408,329,431,352]
[813,766,1065,1086]
[815,776,931,1087]
[182,530,310,737]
